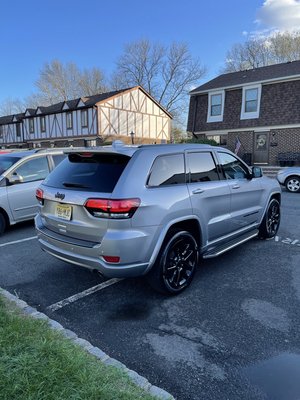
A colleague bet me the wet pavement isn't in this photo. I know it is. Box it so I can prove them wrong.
[244,353,300,400]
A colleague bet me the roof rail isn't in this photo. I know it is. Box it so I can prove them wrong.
[33,147,78,153]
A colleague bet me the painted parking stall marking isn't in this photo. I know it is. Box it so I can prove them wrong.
[0,236,37,248]
[47,278,123,312]
[273,236,300,246]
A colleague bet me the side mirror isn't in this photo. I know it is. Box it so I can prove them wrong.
[0,176,7,187]
[252,166,263,178]
[8,173,23,185]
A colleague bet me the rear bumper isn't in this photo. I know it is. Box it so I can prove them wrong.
[35,216,151,278]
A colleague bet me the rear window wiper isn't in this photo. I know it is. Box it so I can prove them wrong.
[62,182,89,188]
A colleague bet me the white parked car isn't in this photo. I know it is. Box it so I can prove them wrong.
[0,149,65,235]
[277,167,300,193]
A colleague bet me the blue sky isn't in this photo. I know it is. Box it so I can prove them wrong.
[0,0,298,105]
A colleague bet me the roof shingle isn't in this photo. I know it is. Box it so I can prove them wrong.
[191,60,300,94]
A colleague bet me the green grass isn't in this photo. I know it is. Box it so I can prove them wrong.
[0,295,157,400]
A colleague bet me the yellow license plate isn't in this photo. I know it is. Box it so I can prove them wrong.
[55,204,72,221]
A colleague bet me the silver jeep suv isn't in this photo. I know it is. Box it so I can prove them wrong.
[35,142,281,294]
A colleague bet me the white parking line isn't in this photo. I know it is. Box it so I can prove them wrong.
[47,278,123,312]
[0,236,37,247]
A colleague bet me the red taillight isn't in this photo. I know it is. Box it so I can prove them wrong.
[84,198,140,219]
[102,255,120,263]
[78,152,94,157]
[36,188,44,205]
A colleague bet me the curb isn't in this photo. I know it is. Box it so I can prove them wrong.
[0,288,174,400]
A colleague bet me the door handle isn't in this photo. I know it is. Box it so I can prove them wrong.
[192,188,205,194]
[232,184,240,189]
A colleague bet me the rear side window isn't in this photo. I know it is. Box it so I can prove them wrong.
[43,153,130,193]
[147,154,185,187]
[52,154,66,167]
[187,152,219,182]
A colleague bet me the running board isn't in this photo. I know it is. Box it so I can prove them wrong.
[203,230,259,259]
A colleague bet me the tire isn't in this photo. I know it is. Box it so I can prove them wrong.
[285,176,300,193]
[0,212,6,236]
[258,198,280,239]
[146,230,199,295]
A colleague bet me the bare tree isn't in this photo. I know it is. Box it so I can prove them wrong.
[112,40,206,119]
[79,68,109,96]
[269,31,300,63]
[29,60,108,106]
[0,97,25,116]
[223,31,300,72]
[224,38,272,72]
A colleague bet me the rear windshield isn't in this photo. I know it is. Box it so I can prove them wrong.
[0,156,21,175]
[43,152,130,193]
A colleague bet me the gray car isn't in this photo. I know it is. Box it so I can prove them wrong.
[276,167,300,193]
[35,142,281,294]
[0,149,65,235]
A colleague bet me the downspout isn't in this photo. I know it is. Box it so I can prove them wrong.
[21,119,25,147]
[191,95,198,139]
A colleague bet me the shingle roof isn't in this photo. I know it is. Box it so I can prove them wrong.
[25,108,36,116]
[14,113,25,120]
[0,115,14,125]
[38,102,65,114]
[0,113,25,125]
[191,60,300,94]
[65,99,80,109]
[82,88,133,107]
[26,88,133,116]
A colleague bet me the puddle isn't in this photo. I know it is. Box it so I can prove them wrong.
[244,353,300,400]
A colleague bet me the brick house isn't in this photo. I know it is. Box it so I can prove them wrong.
[187,60,300,165]
[0,86,171,148]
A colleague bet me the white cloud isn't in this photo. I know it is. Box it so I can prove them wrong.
[256,0,300,32]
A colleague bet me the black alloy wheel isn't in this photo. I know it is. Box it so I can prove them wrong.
[147,230,198,294]
[259,198,280,239]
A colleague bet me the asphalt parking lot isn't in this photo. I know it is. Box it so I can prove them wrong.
[1,190,300,400]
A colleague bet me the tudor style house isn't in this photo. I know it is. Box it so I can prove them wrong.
[0,86,171,148]
[187,60,300,165]
[0,113,24,145]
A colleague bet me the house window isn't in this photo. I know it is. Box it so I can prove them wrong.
[81,110,88,128]
[66,112,73,129]
[29,119,35,134]
[16,123,21,137]
[245,89,258,112]
[0,126,3,138]
[207,90,225,123]
[40,116,46,132]
[211,94,222,116]
[241,84,262,119]
[206,134,227,145]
